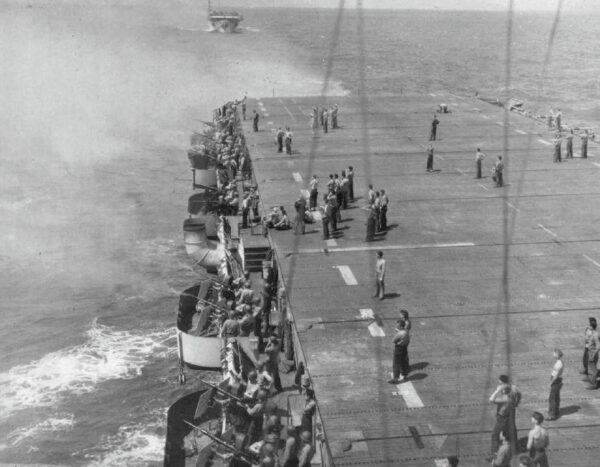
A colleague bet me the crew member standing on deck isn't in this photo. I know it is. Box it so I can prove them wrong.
[476,148,486,179]
[555,108,562,130]
[580,129,589,158]
[527,412,549,467]
[294,194,307,235]
[547,349,564,421]
[276,127,284,153]
[323,107,329,133]
[309,175,318,211]
[389,319,410,383]
[347,166,354,200]
[565,129,574,159]
[253,110,260,132]
[241,95,247,120]
[285,127,293,155]
[426,142,435,172]
[493,156,504,187]
[321,194,331,240]
[379,189,389,231]
[332,104,339,129]
[553,133,562,163]
[430,114,440,141]
[585,318,600,389]
[374,251,386,300]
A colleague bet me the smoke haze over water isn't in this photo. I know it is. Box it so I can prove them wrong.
[1,1,599,464]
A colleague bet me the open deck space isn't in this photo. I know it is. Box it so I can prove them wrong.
[244,92,600,466]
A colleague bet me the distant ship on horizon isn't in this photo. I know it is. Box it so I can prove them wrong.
[208,0,243,32]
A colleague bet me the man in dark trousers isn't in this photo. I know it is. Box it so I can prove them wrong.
[565,130,574,159]
[388,319,410,383]
[553,133,562,163]
[429,114,440,141]
[494,156,504,187]
[476,148,486,179]
[276,127,284,153]
[426,143,435,172]
[294,194,307,235]
[265,336,283,393]
[547,348,563,420]
[580,129,589,158]
[253,110,260,132]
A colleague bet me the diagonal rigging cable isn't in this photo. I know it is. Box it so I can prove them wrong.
[478,0,565,441]
[284,0,345,301]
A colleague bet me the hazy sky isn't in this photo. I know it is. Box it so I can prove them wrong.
[219,0,596,12]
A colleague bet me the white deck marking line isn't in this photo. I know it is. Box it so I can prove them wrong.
[472,107,480,111]
[506,202,520,212]
[359,308,375,319]
[496,121,504,126]
[312,211,322,221]
[263,112,270,117]
[593,163,600,168]
[428,424,448,449]
[333,265,358,285]
[538,138,552,145]
[267,121,274,125]
[434,459,450,467]
[314,242,476,254]
[456,168,466,176]
[583,254,600,269]
[515,129,527,135]
[292,172,303,182]
[538,223,557,238]
[436,154,445,160]
[283,105,297,122]
[481,115,490,119]
[478,183,490,191]
[325,238,338,247]
[258,101,263,106]
[395,381,424,408]
[429,93,436,97]
[451,102,459,106]
[368,322,386,337]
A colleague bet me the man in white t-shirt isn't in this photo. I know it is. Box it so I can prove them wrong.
[547,349,564,420]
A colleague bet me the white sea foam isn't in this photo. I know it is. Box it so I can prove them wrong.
[84,408,167,467]
[7,413,75,446]
[0,320,176,418]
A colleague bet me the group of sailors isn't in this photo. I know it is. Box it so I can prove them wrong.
[200,269,317,466]
[309,104,339,132]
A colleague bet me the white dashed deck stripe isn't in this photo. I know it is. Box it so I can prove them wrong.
[292,172,303,182]
[515,129,527,135]
[593,163,600,168]
[538,223,557,238]
[395,381,424,408]
[368,322,386,337]
[506,202,520,212]
[283,105,297,122]
[583,254,600,269]
[333,265,358,285]
[496,121,504,126]
[538,138,552,145]
[359,308,375,319]
[478,183,490,191]
[481,115,490,119]
[325,238,337,247]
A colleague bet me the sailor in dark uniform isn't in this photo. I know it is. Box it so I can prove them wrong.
[429,114,440,141]
[253,110,260,132]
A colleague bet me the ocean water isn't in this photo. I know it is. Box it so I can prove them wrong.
[0,2,598,465]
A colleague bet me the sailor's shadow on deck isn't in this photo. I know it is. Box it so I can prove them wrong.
[409,361,429,372]
[559,405,581,417]
[407,372,428,382]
